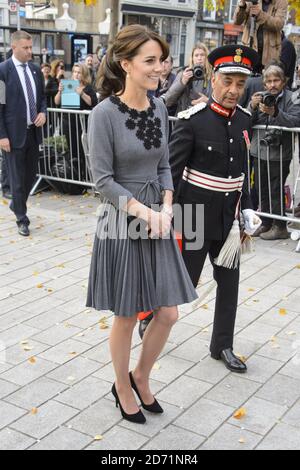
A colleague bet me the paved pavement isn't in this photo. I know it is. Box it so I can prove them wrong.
[0,190,300,450]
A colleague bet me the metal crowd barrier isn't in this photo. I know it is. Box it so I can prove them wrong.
[30,110,300,252]
[31,108,94,195]
[250,125,300,252]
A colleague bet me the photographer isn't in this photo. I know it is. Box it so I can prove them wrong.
[163,42,212,115]
[249,64,300,240]
[233,0,288,74]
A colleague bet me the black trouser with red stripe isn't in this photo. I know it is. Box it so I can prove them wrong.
[181,237,240,358]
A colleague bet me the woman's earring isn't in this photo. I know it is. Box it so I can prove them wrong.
[127,73,130,79]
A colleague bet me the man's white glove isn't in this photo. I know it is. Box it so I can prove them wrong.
[242,209,262,236]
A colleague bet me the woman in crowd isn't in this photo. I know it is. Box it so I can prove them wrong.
[164,42,212,115]
[41,62,58,108]
[54,63,98,179]
[50,59,65,81]
[54,63,98,110]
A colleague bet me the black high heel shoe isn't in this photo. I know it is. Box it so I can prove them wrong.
[111,383,146,424]
[129,372,164,414]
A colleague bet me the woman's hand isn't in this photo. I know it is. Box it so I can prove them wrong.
[181,68,194,86]
[148,210,172,238]
[57,69,65,80]
[161,203,173,221]
[76,85,85,96]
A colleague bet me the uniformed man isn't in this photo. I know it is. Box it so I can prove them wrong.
[139,45,262,373]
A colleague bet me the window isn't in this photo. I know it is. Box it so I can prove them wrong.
[229,0,239,21]
[126,15,160,33]
[203,0,216,21]
[196,28,220,52]
[161,17,180,59]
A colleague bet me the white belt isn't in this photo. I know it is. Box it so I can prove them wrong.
[182,167,244,193]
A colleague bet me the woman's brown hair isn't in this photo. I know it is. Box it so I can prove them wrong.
[96,24,169,100]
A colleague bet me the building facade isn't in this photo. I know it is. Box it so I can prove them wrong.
[120,0,198,67]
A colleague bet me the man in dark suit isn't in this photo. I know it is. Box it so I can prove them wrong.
[0,30,46,236]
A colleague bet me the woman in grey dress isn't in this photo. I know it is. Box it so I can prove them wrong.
[87,25,197,424]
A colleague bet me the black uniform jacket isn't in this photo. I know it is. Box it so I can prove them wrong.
[169,98,253,241]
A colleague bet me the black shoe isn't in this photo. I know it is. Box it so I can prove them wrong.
[211,348,247,374]
[129,371,164,414]
[2,191,12,200]
[111,383,146,424]
[138,312,154,340]
[18,224,30,237]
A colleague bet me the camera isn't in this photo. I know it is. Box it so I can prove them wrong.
[260,129,282,147]
[257,91,277,108]
[192,65,204,80]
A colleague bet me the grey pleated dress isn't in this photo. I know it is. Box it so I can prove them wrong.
[86,95,197,317]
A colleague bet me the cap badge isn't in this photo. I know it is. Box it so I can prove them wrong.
[234,48,243,63]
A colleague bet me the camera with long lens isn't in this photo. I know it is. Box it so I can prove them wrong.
[192,65,204,80]
[260,129,282,147]
[257,91,277,107]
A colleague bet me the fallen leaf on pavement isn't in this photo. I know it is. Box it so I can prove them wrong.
[236,354,247,363]
[233,408,247,420]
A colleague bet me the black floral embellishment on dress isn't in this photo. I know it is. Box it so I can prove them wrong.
[110,96,162,150]
[137,120,147,131]
[136,129,144,141]
[129,109,139,119]
[118,102,128,114]
[125,119,136,130]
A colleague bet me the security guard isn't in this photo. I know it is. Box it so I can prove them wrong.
[167,45,262,373]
